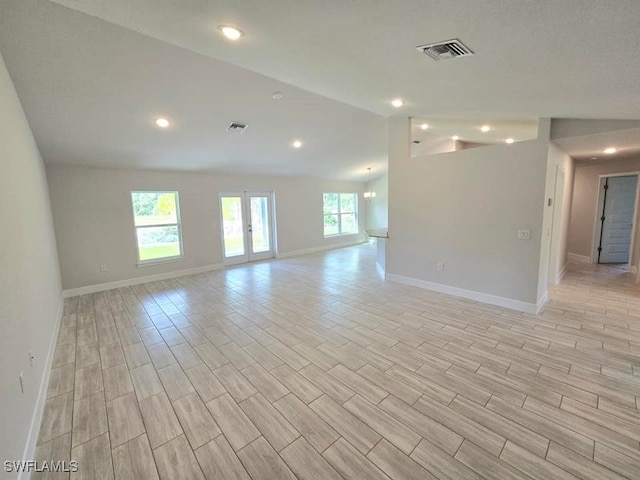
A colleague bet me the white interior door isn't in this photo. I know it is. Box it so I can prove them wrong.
[220,192,274,264]
[598,175,638,264]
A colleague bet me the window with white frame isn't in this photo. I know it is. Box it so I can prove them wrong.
[323,193,358,236]
[131,191,183,263]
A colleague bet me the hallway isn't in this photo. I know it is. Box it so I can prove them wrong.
[549,261,640,331]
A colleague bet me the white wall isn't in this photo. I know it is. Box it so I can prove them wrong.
[551,119,640,139]
[547,144,574,284]
[387,117,549,309]
[568,156,640,264]
[365,174,388,230]
[411,136,456,157]
[47,165,367,290]
[0,52,62,471]
[535,120,555,302]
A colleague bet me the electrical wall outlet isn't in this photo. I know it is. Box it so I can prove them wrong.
[517,230,531,240]
[437,262,445,271]
[100,264,107,272]
[28,350,34,366]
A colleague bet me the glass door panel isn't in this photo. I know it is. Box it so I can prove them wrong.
[220,192,274,264]
[250,196,271,254]
[221,195,248,263]
[247,193,273,261]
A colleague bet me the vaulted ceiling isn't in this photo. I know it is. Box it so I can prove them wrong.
[1,0,639,180]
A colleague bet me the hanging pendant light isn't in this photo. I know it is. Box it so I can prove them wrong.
[364,167,376,199]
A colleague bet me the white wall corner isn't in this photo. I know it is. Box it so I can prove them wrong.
[536,290,549,314]
[567,252,592,264]
[63,263,224,297]
[19,294,65,479]
[385,273,539,315]
[376,261,385,279]
[537,118,552,141]
[556,263,567,284]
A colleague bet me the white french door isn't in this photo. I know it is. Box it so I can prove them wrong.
[220,192,275,265]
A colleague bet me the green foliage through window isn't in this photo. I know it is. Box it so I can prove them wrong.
[323,193,358,236]
[131,191,182,262]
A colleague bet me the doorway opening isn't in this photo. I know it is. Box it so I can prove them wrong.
[220,191,276,265]
[593,174,639,265]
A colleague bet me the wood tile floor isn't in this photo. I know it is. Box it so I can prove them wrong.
[35,244,640,479]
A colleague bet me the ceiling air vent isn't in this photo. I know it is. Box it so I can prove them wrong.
[416,39,473,61]
[227,122,248,133]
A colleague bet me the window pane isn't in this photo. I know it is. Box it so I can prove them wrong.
[340,193,356,213]
[324,214,339,236]
[221,196,245,257]
[136,226,181,261]
[132,192,178,226]
[341,213,357,234]
[323,193,339,214]
[250,196,270,254]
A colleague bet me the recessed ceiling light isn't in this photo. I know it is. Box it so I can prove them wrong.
[272,91,283,100]
[480,125,491,133]
[589,157,598,160]
[155,118,170,128]
[505,138,514,144]
[452,135,459,141]
[604,147,617,154]
[218,25,243,40]
[420,123,429,130]
[292,140,303,148]
[391,98,404,108]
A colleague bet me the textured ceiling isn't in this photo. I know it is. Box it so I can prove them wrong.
[48,0,640,119]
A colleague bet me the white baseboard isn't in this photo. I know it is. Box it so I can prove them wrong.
[276,239,367,259]
[63,263,224,297]
[567,252,592,264]
[64,241,369,297]
[19,294,64,480]
[555,263,567,285]
[536,291,549,314]
[385,273,539,314]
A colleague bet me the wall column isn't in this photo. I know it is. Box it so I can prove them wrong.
[387,116,411,273]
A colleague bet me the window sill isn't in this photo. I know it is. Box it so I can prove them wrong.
[137,256,184,267]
